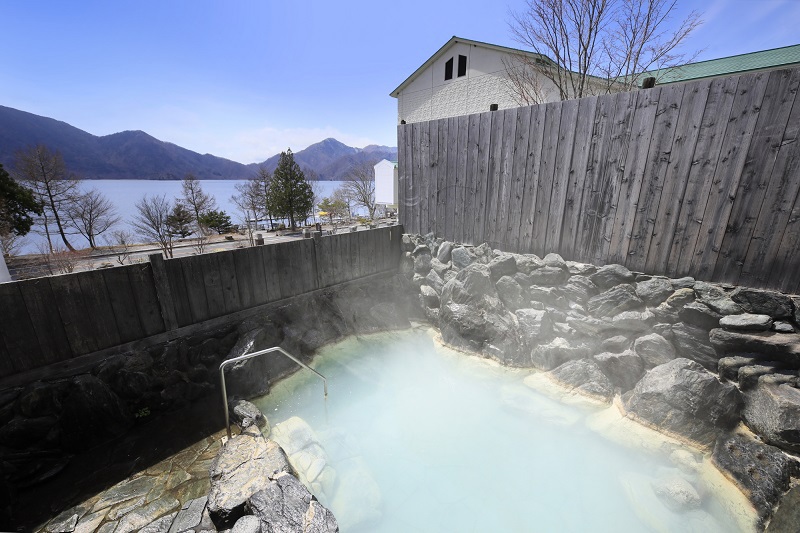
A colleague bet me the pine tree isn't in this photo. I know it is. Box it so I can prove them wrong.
[266,149,314,229]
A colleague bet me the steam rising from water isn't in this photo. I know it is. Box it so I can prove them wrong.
[255,329,756,532]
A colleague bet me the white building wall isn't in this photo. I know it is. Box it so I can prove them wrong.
[374,160,397,206]
[396,43,561,124]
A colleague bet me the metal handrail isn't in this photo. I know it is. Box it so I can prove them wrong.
[219,347,328,439]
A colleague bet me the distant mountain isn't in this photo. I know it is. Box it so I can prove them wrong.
[0,105,397,181]
[262,138,397,181]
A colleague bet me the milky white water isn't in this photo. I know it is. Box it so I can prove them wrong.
[253,329,756,532]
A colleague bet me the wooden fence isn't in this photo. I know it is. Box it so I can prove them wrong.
[0,226,402,378]
[398,67,800,294]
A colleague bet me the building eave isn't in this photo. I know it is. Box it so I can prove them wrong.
[389,36,550,98]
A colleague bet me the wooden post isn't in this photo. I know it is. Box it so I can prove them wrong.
[148,253,179,331]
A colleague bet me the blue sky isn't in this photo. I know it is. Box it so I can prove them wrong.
[1,0,798,164]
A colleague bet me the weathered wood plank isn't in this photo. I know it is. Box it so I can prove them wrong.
[714,69,800,284]
[484,111,505,247]
[428,119,439,236]
[315,234,333,288]
[464,112,481,245]
[435,118,449,238]
[0,283,43,373]
[455,114,470,245]
[671,76,740,277]
[128,264,166,337]
[588,90,637,265]
[575,93,618,263]
[97,267,144,343]
[644,80,712,274]
[742,71,800,288]
[398,124,408,229]
[519,104,545,253]
[444,116,459,242]
[47,273,99,356]
[545,99,578,254]
[180,255,211,323]
[163,257,193,327]
[508,105,532,251]
[148,253,178,331]
[474,111,493,245]
[690,71,769,280]
[76,269,122,349]
[216,250,242,313]
[494,107,517,249]
[275,242,297,297]
[625,85,685,272]
[607,88,660,265]
[411,121,423,235]
[200,253,226,318]
[419,120,430,235]
[560,96,598,260]
[17,277,73,364]
[231,248,256,309]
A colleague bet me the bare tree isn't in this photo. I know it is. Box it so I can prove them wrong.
[132,194,174,258]
[254,164,274,229]
[502,54,550,105]
[0,232,27,258]
[15,145,81,251]
[103,230,134,265]
[181,174,217,234]
[232,179,262,246]
[66,188,120,249]
[507,0,702,101]
[343,163,377,220]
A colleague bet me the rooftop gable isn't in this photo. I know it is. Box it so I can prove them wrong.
[390,36,549,97]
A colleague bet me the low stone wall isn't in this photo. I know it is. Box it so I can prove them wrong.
[0,273,419,531]
[402,233,800,530]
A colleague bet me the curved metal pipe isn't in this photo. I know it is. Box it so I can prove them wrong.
[219,347,328,439]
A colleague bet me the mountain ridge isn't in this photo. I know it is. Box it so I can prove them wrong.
[0,105,397,181]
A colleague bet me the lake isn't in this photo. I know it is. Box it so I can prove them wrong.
[16,179,353,255]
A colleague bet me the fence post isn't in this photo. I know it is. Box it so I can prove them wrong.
[149,253,179,331]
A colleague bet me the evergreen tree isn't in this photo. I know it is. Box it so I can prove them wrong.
[266,149,313,229]
[0,163,42,237]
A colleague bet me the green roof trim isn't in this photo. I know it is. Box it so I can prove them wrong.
[647,44,800,84]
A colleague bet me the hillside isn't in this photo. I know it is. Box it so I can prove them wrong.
[0,105,396,180]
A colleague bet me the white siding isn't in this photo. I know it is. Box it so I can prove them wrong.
[396,42,560,124]
[374,160,397,205]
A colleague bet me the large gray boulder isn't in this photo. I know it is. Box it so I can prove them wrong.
[530,337,592,370]
[708,329,800,367]
[528,266,568,286]
[712,433,799,523]
[678,302,722,330]
[450,247,474,270]
[558,275,598,305]
[633,333,677,368]
[743,383,800,453]
[719,313,774,331]
[670,323,720,370]
[208,425,294,527]
[548,359,614,402]
[436,241,453,263]
[593,350,645,392]
[515,309,553,347]
[731,287,794,319]
[635,278,674,306]
[589,264,635,290]
[587,284,644,317]
[246,473,338,532]
[439,265,521,364]
[58,374,133,452]
[496,276,527,311]
[488,254,518,280]
[623,358,742,446]
[767,485,800,533]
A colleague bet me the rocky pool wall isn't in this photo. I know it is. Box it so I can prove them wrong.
[0,272,420,531]
[402,233,800,531]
